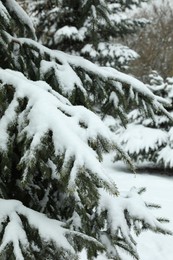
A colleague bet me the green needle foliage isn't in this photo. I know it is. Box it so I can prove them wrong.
[117,71,173,169]
[0,1,172,259]
[28,0,149,70]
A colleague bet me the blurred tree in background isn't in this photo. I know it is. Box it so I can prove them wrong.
[27,0,149,70]
[126,0,173,80]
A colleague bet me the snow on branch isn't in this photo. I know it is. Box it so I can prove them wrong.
[0,198,104,260]
[81,42,138,68]
[2,33,172,123]
[0,191,171,260]
[2,0,36,39]
[0,1,10,28]
[0,68,119,195]
[158,127,173,168]
[118,124,168,159]
[97,187,172,259]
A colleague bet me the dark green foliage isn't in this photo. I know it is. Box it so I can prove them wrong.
[28,0,149,69]
[0,1,172,259]
[117,71,173,169]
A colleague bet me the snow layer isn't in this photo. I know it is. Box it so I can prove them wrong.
[0,199,73,260]
[5,0,35,38]
[81,42,138,67]
[54,26,84,44]
[0,68,117,192]
[0,1,10,24]
[79,158,173,260]
[104,159,173,260]
[118,124,167,154]
[158,146,173,168]
[0,163,171,260]
[4,35,171,123]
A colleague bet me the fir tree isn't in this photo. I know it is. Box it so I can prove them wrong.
[28,0,148,70]
[0,1,172,259]
[117,71,173,169]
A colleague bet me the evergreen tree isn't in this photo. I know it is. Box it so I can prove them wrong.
[117,71,173,168]
[0,1,172,259]
[28,0,148,70]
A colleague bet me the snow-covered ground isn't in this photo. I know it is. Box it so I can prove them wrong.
[79,155,173,260]
[103,156,173,260]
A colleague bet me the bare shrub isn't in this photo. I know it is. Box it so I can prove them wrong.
[126,0,173,81]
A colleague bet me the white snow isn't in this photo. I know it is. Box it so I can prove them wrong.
[4,35,171,122]
[81,42,138,67]
[79,157,173,260]
[0,68,173,259]
[1,160,172,260]
[0,2,10,24]
[158,145,173,168]
[0,199,74,259]
[117,124,168,155]
[5,0,36,38]
[103,158,173,260]
[0,68,117,193]
[0,211,29,260]
[127,0,173,17]
[0,97,19,151]
[40,60,85,95]
[54,26,84,44]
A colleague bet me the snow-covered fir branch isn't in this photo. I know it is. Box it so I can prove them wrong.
[0,1,172,259]
[117,71,173,169]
